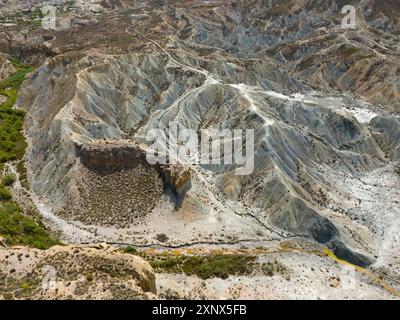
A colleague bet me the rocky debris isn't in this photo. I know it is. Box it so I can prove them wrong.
[0,244,156,300]
[0,55,15,81]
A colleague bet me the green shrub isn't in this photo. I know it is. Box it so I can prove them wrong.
[2,174,16,186]
[261,260,290,278]
[0,186,12,201]
[341,46,359,58]
[123,246,138,254]
[85,272,94,282]
[298,57,314,71]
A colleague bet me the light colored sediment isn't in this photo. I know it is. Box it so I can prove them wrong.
[0,244,156,300]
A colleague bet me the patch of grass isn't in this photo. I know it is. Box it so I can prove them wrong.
[151,254,256,280]
[260,260,291,280]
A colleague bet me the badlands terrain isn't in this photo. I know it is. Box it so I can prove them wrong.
[0,0,399,299]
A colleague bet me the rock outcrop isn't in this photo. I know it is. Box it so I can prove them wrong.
[77,141,149,173]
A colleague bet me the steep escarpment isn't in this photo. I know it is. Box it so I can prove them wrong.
[77,141,149,172]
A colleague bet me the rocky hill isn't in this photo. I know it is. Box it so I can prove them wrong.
[0,243,156,300]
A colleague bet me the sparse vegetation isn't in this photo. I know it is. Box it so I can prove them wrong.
[260,260,291,280]
[85,272,94,282]
[0,201,60,249]
[151,254,257,280]
[141,248,292,281]
[0,7,43,26]
[16,160,28,189]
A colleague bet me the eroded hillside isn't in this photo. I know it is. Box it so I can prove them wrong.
[1,0,399,300]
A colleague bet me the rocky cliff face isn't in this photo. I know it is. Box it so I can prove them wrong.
[77,141,150,172]
[10,0,400,275]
